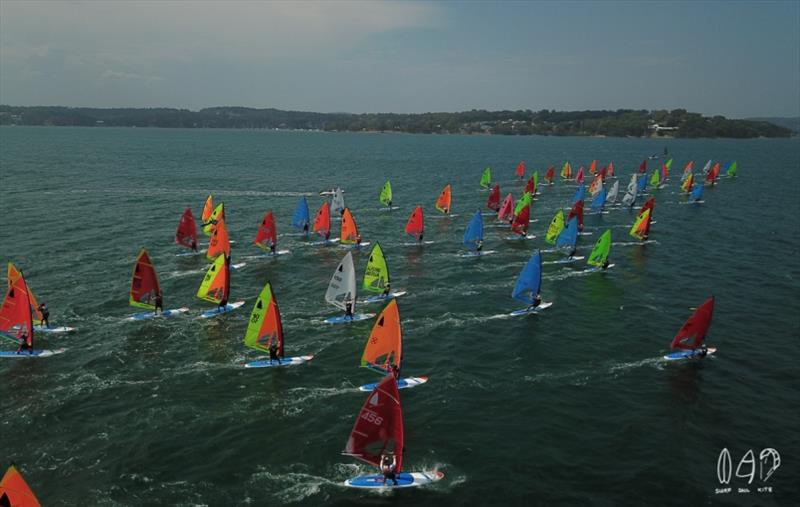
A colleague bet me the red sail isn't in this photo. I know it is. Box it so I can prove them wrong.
[670,297,715,350]
[589,160,597,175]
[486,185,501,211]
[567,200,584,229]
[524,176,536,195]
[405,206,424,238]
[511,204,530,235]
[175,208,197,249]
[607,162,615,177]
[641,197,655,218]
[497,193,514,222]
[313,202,331,239]
[706,163,720,184]
[598,166,607,179]
[544,166,555,182]
[130,249,161,309]
[515,160,525,178]
[344,375,404,471]
[575,166,585,184]
[0,275,33,345]
[639,159,647,174]
[254,211,277,250]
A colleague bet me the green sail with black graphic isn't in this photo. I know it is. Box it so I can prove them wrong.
[243,282,283,356]
[379,180,392,206]
[363,242,390,294]
[480,167,492,188]
[515,192,532,216]
[726,161,738,177]
[587,229,612,267]
[545,209,565,245]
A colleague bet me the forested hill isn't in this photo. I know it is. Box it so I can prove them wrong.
[0,105,792,138]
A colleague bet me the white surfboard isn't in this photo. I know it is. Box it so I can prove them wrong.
[29,325,76,333]
[459,250,497,258]
[324,313,375,324]
[198,301,246,319]
[0,348,66,358]
[362,291,407,304]
[509,301,553,316]
[358,376,428,392]
[126,307,190,321]
[339,241,371,250]
[245,355,314,368]
[664,347,717,361]
[344,471,444,489]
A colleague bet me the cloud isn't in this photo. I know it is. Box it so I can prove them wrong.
[100,70,164,84]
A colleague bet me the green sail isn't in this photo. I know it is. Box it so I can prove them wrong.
[727,161,738,177]
[379,180,392,206]
[244,282,273,352]
[533,170,539,189]
[665,158,673,171]
[545,209,565,245]
[514,192,532,215]
[363,242,390,293]
[649,169,660,187]
[480,167,492,188]
[587,229,612,267]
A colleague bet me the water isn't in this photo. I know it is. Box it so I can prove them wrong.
[1,127,798,506]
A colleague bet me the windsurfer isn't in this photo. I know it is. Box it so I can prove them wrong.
[528,293,542,311]
[303,223,309,235]
[417,233,423,244]
[16,329,32,355]
[694,345,708,358]
[568,246,577,259]
[191,239,198,252]
[38,303,50,328]
[269,241,277,255]
[390,363,400,379]
[476,239,483,252]
[356,234,362,247]
[380,453,398,486]
[345,300,354,320]
[154,292,163,315]
[269,342,280,364]
[382,283,391,298]
[602,260,610,270]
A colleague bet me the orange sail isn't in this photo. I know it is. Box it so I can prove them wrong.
[515,160,525,179]
[7,263,43,324]
[589,159,597,175]
[313,201,331,239]
[201,195,213,223]
[340,208,360,244]
[197,255,230,304]
[206,217,230,260]
[0,465,42,507]
[405,206,424,240]
[360,299,402,374]
[254,211,277,251]
[435,184,452,214]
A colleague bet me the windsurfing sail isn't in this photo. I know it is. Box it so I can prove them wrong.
[556,217,578,249]
[649,168,661,188]
[340,208,361,245]
[175,208,197,250]
[622,175,638,207]
[637,171,648,193]
[254,211,277,251]
[681,173,694,193]
[606,180,619,204]
[343,374,404,471]
[567,200,584,230]
[629,208,652,240]
[515,160,526,179]
[201,195,213,236]
[6,263,42,324]
[435,184,452,214]
[524,174,536,195]
[545,210,565,245]
[682,161,694,180]
[498,193,514,222]
[463,211,484,251]
[590,187,606,212]
[512,250,542,305]
[202,202,224,236]
[480,167,492,188]
[0,464,42,507]
[607,162,615,177]
[639,159,647,174]
[670,296,714,350]
[586,229,611,267]
[511,205,530,236]
[326,251,357,311]
[691,182,704,201]
[197,254,229,304]
[560,161,572,179]
[486,185,501,211]
[515,192,532,216]
[332,188,346,215]
[706,162,720,185]
[363,243,390,293]
[292,197,310,231]
[701,160,712,175]
[243,282,284,357]
[665,158,673,171]
[405,206,424,241]
[575,166,585,184]
[572,184,586,204]
[129,249,160,310]
[589,160,597,175]
[0,273,34,345]
[206,217,230,260]
[380,180,393,207]
[313,201,331,240]
[641,197,655,219]
[360,299,401,374]
[726,161,738,177]
[588,174,603,196]
[544,166,555,183]
[661,163,669,182]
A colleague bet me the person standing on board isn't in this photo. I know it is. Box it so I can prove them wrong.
[269,341,281,364]
[528,293,542,312]
[381,283,391,298]
[476,239,483,252]
[568,246,577,259]
[602,259,610,270]
[16,328,32,355]
[38,303,50,328]
[191,239,198,253]
[269,241,277,255]
[154,291,163,315]
[344,299,354,321]
[380,453,398,486]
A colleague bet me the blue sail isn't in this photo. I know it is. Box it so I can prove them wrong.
[637,173,648,193]
[512,250,542,305]
[463,210,484,250]
[691,182,704,201]
[572,184,586,204]
[556,217,578,249]
[590,187,606,212]
[291,196,310,230]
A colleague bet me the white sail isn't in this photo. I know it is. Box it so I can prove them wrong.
[606,180,619,204]
[621,174,637,207]
[701,160,712,175]
[325,251,356,311]
[332,188,346,215]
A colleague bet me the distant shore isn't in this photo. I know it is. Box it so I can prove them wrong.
[0,105,794,139]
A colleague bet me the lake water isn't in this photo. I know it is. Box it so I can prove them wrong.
[1,127,798,506]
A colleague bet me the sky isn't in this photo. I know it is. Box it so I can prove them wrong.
[1,0,798,118]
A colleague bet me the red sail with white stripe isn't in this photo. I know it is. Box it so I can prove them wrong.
[343,375,404,471]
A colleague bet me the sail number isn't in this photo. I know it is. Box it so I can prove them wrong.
[360,410,383,426]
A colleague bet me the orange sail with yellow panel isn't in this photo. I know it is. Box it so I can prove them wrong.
[340,208,360,245]
[435,185,452,214]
